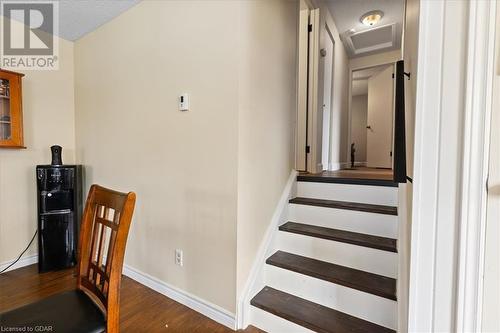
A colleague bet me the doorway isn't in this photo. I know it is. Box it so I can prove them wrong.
[295,2,335,174]
[295,0,404,177]
[349,63,395,170]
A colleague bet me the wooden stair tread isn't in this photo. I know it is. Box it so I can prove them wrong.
[251,286,395,333]
[279,222,397,253]
[266,251,397,300]
[289,197,398,215]
[297,174,398,187]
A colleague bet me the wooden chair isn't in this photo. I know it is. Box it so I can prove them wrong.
[0,185,136,333]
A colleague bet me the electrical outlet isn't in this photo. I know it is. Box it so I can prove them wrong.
[175,249,183,266]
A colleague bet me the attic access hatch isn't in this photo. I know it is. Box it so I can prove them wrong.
[343,23,397,57]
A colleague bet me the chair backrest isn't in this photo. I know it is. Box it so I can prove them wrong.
[76,185,136,333]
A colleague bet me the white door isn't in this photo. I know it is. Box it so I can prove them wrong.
[295,8,320,173]
[321,30,334,169]
[366,65,394,168]
[306,8,320,173]
[295,8,309,171]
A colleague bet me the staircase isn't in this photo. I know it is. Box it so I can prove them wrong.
[249,173,399,332]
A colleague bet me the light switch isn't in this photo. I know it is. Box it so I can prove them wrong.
[179,93,189,111]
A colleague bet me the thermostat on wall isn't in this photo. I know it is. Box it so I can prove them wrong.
[179,93,189,111]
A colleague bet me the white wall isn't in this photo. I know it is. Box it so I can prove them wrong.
[482,2,500,330]
[75,0,240,313]
[482,63,500,332]
[75,0,298,315]
[350,50,402,70]
[236,0,297,299]
[399,0,419,330]
[408,0,470,331]
[404,0,420,181]
[0,0,298,319]
[0,18,76,264]
[350,94,367,162]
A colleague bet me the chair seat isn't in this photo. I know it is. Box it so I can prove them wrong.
[0,290,106,333]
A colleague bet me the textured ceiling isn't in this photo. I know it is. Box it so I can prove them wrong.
[322,0,404,58]
[3,0,141,41]
[58,0,141,41]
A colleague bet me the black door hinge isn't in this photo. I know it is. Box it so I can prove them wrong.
[308,24,313,32]
[306,146,311,154]
[392,73,395,79]
[390,151,393,157]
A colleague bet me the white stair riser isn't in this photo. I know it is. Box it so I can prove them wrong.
[297,182,398,206]
[250,306,315,333]
[276,232,398,278]
[265,265,397,330]
[289,204,398,238]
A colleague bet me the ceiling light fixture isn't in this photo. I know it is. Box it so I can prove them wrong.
[360,10,384,26]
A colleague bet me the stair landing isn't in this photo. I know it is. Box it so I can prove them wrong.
[298,168,396,187]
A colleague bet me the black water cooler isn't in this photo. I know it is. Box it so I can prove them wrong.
[36,146,83,272]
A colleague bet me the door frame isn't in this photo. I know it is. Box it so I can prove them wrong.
[346,60,396,167]
[295,7,310,172]
[295,3,320,173]
[481,2,500,327]
[455,0,497,331]
[408,0,497,331]
[306,8,320,173]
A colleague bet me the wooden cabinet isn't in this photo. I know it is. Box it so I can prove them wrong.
[0,69,24,148]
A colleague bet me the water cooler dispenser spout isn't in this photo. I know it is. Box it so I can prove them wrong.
[51,145,63,166]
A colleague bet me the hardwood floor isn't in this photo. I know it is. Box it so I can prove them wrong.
[0,265,263,333]
[300,167,394,181]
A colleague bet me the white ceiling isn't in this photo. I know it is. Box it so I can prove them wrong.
[3,0,141,41]
[323,0,404,58]
[353,65,388,80]
[59,0,141,41]
[352,79,368,96]
[352,64,392,95]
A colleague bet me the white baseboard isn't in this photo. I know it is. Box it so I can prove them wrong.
[236,169,298,329]
[0,254,38,273]
[329,162,342,170]
[122,264,235,330]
